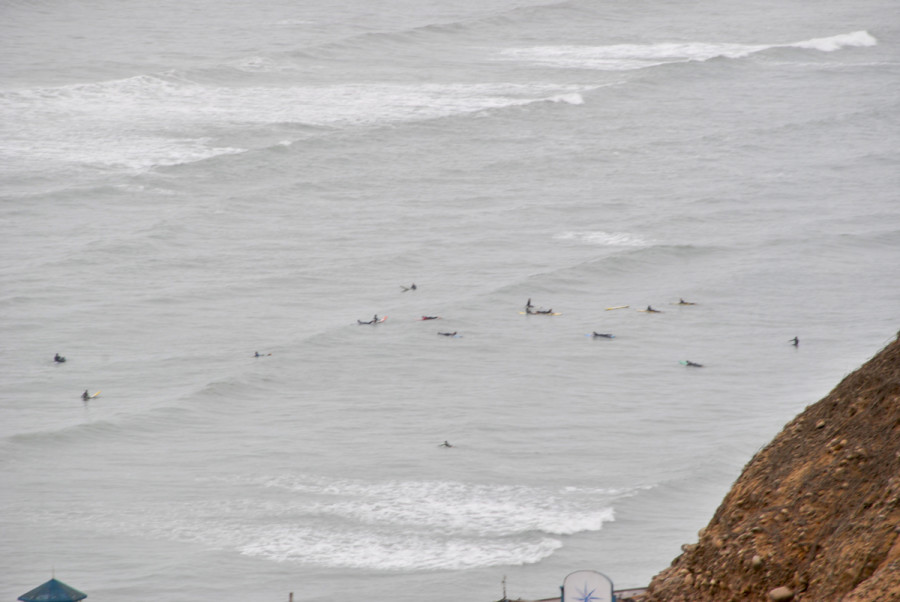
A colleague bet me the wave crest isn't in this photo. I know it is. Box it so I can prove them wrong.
[501,30,877,70]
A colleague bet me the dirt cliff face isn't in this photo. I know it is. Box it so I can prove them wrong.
[643,335,900,602]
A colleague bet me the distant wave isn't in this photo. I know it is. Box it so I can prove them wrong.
[789,30,878,52]
[0,76,590,172]
[501,30,878,70]
[555,231,649,247]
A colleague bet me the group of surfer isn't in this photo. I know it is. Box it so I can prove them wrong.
[53,353,96,399]
[350,290,803,372]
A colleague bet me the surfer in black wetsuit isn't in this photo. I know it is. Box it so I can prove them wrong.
[82,390,90,401]
[54,353,66,363]
[535,308,553,314]
[526,298,533,311]
[791,337,799,346]
[438,331,457,337]
[440,440,453,448]
[684,360,703,367]
[421,316,439,320]
[592,332,614,338]
[678,298,695,305]
[646,305,661,313]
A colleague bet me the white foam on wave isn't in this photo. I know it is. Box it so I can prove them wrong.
[501,42,766,70]
[262,475,615,536]
[790,30,877,52]
[556,231,649,247]
[502,30,877,70]
[237,526,564,570]
[0,76,585,172]
[13,473,628,571]
[549,92,584,105]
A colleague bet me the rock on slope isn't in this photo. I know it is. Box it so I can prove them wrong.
[643,334,900,602]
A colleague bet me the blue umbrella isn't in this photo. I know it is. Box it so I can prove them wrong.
[18,579,87,602]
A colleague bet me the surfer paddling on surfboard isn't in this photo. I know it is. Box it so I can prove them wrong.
[357,314,386,325]
[592,332,614,338]
[54,353,66,363]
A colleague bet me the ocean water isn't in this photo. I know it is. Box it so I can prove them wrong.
[1,0,899,600]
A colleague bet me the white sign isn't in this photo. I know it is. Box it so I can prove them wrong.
[562,570,614,602]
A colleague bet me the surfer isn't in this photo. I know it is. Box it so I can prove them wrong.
[358,315,380,325]
[438,331,457,337]
[791,337,799,346]
[440,440,453,448]
[534,308,553,314]
[82,390,90,401]
[526,298,533,311]
[646,305,661,313]
[54,353,66,363]
[678,298,696,305]
[592,332,614,338]
[401,284,417,292]
[421,316,439,320]
[683,360,703,367]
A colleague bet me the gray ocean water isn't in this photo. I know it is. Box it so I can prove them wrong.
[2,0,899,600]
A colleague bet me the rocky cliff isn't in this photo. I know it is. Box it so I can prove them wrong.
[643,334,900,602]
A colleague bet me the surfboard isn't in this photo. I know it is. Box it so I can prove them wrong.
[605,305,629,310]
[91,391,101,398]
